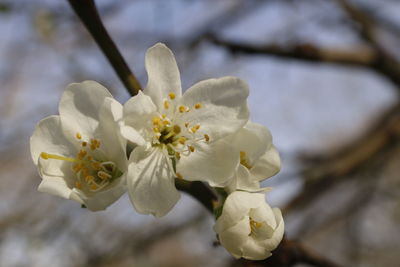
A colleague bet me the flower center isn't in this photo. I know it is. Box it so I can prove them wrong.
[40,133,122,192]
[249,217,264,236]
[240,151,252,169]
[150,92,210,162]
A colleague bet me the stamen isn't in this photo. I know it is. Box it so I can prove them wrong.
[175,152,181,160]
[173,125,181,134]
[164,100,170,109]
[191,125,200,133]
[178,136,186,144]
[85,175,94,182]
[98,171,111,180]
[178,105,186,113]
[176,172,183,179]
[189,146,195,152]
[168,92,176,100]
[240,151,252,169]
[81,141,87,147]
[77,150,87,160]
[152,116,161,125]
[204,134,210,142]
[40,152,76,162]
[76,133,82,140]
[184,122,189,128]
[153,127,160,133]
[90,184,98,191]
[194,103,202,109]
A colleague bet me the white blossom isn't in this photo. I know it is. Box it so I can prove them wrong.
[222,121,281,193]
[121,43,249,217]
[30,81,127,211]
[214,191,284,260]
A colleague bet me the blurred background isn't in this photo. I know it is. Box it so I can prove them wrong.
[1,0,400,266]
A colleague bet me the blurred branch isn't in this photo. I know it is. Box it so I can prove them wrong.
[334,0,400,88]
[284,102,400,213]
[67,0,141,95]
[233,238,341,267]
[208,33,377,66]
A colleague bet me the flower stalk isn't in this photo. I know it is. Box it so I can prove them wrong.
[67,0,142,96]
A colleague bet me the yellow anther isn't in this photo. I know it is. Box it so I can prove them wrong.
[98,171,111,180]
[184,122,189,128]
[76,132,82,140]
[75,182,82,189]
[191,124,200,133]
[194,103,202,109]
[81,141,87,147]
[162,114,167,119]
[178,136,187,144]
[168,92,176,100]
[204,134,210,142]
[173,125,181,134]
[91,162,101,170]
[176,172,183,179]
[153,127,160,133]
[40,152,76,162]
[77,150,87,160]
[90,184,98,191]
[152,116,161,125]
[72,163,82,173]
[85,175,94,182]
[178,105,186,113]
[189,146,195,152]
[164,100,170,109]
[87,155,93,161]
[162,120,169,126]
[250,219,263,229]
[175,152,181,160]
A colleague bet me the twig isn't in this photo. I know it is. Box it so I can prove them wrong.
[67,0,141,96]
[208,33,377,66]
[233,238,341,267]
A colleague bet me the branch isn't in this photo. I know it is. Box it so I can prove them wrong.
[67,0,141,96]
[207,33,377,66]
[233,238,341,267]
[334,0,400,89]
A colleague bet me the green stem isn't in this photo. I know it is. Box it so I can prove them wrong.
[67,0,141,96]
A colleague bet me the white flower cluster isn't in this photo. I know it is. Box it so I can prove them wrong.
[30,43,284,260]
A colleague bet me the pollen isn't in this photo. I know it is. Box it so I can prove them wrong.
[204,134,210,142]
[189,146,195,152]
[81,141,87,147]
[173,125,181,134]
[164,100,170,109]
[178,105,186,113]
[77,150,87,160]
[76,132,82,140]
[90,139,100,150]
[194,103,202,109]
[191,125,200,133]
[168,92,176,100]
[153,127,160,133]
[178,136,186,144]
[152,116,161,125]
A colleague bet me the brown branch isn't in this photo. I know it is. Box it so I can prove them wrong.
[284,102,400,213]
[208,33,377,66]
[334,0,400,88]
[232,238,341,267]
[67,0,141,96]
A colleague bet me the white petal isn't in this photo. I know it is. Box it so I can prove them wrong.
[144,43,182,109]
[234,122,272,164]
[225,165,260,193]
[241,239,273,260]
[179,77,249,142]
[127,147,180,217]
[176,138,239,185]
[218,191,265,230]
[257,208,285,252]
[97,97,128,171]
[250,145,281,181]
[38,176,73,200]
[59,81,112,142]
[78,173,127,211]
[216,216,251,259]
[30,115,76,165]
